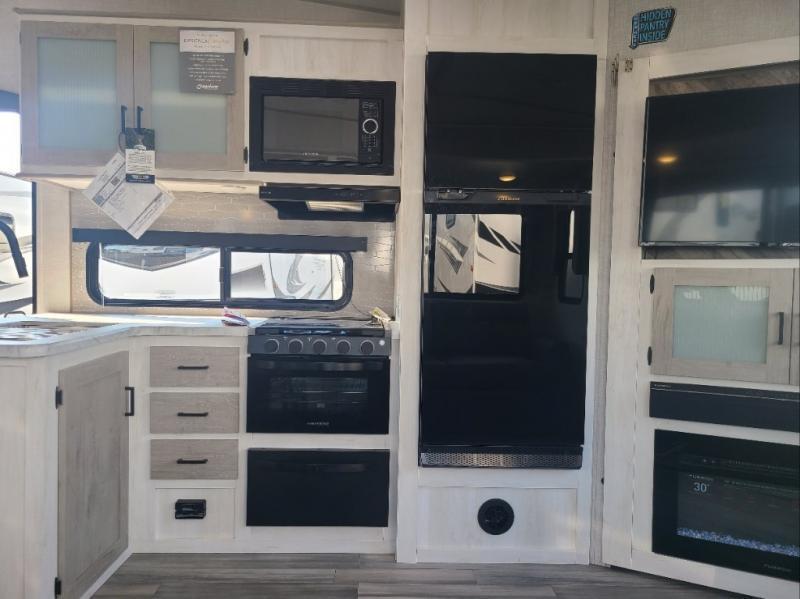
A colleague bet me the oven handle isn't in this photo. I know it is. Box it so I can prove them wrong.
[259,462,367,474]
[249,356,387,372]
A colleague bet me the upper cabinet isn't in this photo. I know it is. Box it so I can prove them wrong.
[21,22,134,167]
[651,268,797,385]
[133,26,244,171]
[20,22,245,173]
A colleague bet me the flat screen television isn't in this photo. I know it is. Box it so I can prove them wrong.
[640,84,800,246]
[424,52,597,191]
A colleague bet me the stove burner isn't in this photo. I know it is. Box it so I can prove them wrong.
[249,319,390,357]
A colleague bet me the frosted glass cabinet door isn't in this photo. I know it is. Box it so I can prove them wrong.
[133,27,244,171]
[20,22,134,167]
[651,268,794,384]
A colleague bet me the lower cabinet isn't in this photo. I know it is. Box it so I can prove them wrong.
[58,351,131,599]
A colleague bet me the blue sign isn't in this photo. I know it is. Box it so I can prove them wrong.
[630,7,676,49]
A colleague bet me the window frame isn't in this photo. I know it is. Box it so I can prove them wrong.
[82,230,357,311]
[0,92,36,315]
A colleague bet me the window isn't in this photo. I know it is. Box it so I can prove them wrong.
[0,92,35,316]
[425,213,522,295]
[229,251,345,301]
[85,232,353,310]
[98,245,221,302]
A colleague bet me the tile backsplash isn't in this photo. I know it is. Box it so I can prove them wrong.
[70,190,395,319]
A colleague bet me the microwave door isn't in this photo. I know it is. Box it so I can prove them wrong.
[262,97,359,163]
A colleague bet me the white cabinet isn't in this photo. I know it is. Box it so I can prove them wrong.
[20,22,134,167]
[57,352,130,599]
[651,268,796,384]
[133,26,245,171]
[21,22,245,172]
[0,341,134,598]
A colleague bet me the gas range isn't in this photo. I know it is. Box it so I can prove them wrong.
[248,318,390,357]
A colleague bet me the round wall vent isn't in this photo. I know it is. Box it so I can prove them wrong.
[477,498,514,535]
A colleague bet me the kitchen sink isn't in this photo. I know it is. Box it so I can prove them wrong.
[0,320,112,341]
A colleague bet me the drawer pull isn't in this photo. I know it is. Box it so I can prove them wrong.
[177,411,209,417]
[177,365,210,371]
[176,458,208,465]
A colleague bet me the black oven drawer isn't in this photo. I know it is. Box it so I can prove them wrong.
[246,449,389,527]
[247,355,389,434]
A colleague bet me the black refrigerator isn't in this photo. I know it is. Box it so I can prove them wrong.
[419,52,596,468]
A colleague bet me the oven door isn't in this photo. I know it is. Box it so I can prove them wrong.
[247,355,389,434]
[652,430,800,580]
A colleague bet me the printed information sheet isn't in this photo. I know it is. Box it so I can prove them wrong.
[83,153,174,239]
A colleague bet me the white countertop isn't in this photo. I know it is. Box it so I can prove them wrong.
[0,313,261,359]
[0,313,398,359]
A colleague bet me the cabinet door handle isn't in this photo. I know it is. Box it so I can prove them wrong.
[120,105,128,134]
[136,105,144,130]
[177,365,210,371]
[176,458,208,465]
[778,311,786,345]
[124,386,135,417]
[177,411,209,417]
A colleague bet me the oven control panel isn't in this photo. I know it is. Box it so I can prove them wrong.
[248,334,391,357]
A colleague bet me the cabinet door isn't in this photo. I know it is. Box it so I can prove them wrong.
[791,269,800,387]
[20,22,134,167]
[133,26,244,171]
[58,352,129,599]
[651,268,793,384]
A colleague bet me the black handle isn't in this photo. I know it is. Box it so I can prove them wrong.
[778,312,785,345]
[120,105,128,134]
[176,458,208,465]
[177,365,210,371]
[177,411,209,417]
[136,105,143,130]
[124,386,135,416]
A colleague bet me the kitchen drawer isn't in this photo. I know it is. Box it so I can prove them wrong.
[151,439,238,480]
[150,392,239,434]
[155,488,235,540]
[150,346,239,387]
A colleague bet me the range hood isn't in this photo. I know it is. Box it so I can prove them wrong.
[259,184,399,221]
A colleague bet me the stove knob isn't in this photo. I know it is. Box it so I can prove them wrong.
[264,338,280,354]
[312,339,327,354]
[337,340,351,354]
[360,340,375,356]
[287,339,303,354]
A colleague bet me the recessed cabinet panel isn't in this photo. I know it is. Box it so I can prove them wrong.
[651,268,794,384]
[133,26,244,171]
[21,22,134,167]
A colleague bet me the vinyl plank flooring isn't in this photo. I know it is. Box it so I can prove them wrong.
[551,584,741,599]
[153,582,356,599]
[358,582,556,597]
[92,584,160,598]
[335,567,476,584]
[94,554,740,599]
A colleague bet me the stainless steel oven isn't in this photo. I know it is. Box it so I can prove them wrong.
[652,430,799,580]
[246,320,390,434]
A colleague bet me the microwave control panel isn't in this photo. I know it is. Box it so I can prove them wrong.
[358,99,382,164]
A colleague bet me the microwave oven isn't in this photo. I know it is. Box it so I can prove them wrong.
[249,77,395,175]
